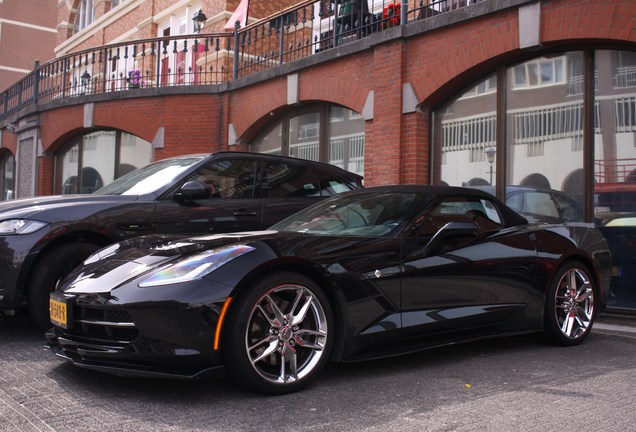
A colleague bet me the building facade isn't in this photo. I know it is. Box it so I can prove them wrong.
[1,0,635,311]
[0,0,57,91]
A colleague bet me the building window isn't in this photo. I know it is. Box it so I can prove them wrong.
[616,97,636,132]
[433,48,636,311]
[434,73,498,186]
[459,75,497,99]
[55,131,152,194]
[250,104,365,176]
[73,0,95,34]
[615,51,636,88]
[512,102,584,144]
[513,55,566,89]
[0,151,15,200]
[507,52,584,202]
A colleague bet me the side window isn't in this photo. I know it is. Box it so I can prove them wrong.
[420,197,502,236]
[554,193,583,221]
[262,162,322,198]
[312,167,357,196]
[187,159,257,198]
[523,192,559,218]
[505,192,523,213]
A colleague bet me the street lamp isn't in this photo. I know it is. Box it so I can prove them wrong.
[192,8,207,33]
[485,147,496,185]
[80,71,91,94]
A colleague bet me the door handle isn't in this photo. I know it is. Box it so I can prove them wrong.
[116,222,154,231]
[233,210,257,217]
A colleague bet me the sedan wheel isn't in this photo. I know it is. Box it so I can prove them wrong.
[544,261,596,346]
[224,272,333,394]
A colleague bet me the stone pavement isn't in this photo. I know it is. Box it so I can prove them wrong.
[1,311,636,432]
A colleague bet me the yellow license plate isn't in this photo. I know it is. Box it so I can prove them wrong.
[49,297,68,328]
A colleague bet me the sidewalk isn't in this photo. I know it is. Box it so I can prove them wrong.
[595,312,636,335]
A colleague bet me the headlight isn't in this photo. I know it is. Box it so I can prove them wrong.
[0,219,49,235]
[139,244,255,287]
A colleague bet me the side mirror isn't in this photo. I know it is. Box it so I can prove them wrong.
[174,181,212,201]
[423,221,477,256]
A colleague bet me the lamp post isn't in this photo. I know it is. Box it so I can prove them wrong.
[80,71,91,94]
[485,147,496,186]
[192,8,207,33]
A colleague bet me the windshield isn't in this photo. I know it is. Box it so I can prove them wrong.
[93,156,205,195]
[271,191,434,237]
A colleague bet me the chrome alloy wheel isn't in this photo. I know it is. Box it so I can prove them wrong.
[245,284,329,385]
[554,267,595,339]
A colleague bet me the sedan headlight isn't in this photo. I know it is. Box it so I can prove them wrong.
[139,244,255,287]
[0,219,49,235]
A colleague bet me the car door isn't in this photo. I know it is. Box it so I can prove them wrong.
[154,157,263,234]
[400,195,538,339]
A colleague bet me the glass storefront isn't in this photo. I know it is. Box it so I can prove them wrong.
[433,48,636,312]
[56,130,153,194]
[594,50,636,311]
[250,104,365,176]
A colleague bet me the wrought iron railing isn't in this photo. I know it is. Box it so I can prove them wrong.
[0,0,482,121]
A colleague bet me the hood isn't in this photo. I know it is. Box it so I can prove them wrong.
[0,194,140,222]
[60,230,282,294]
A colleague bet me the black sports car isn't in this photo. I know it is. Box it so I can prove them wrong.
[46,186,612,394]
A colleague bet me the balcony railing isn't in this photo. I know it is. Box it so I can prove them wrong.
[0,0,483,121]
[615,66,636,89]
[595,158,636,183]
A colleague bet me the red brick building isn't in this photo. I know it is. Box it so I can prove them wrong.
[1,0,636,309]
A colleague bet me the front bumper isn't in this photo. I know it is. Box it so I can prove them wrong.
[45,297,228,379]
[46,329,225,379]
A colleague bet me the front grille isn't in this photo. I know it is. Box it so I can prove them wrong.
[66,306,140,343]
[81,307,133,324]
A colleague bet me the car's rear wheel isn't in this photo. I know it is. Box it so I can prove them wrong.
[223,272,333,394]
[543,260,596,346]
[27,242,100,329]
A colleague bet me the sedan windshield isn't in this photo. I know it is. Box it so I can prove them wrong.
[93,156,205,195]
[271,191,433,237]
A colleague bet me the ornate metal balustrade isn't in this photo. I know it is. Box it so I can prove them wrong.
[0,0,482,121]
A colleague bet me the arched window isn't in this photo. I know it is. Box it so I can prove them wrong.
[250,104,365,176]
[55,131,153,194]
[432,47,636,311]
[73,0,95,34]
[0,150,15,200]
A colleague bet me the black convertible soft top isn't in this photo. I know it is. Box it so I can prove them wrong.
[341,184,530,228]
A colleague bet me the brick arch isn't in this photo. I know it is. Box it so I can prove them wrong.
[408,12,520,107]
[65,0,82,33]
[299,76,370,115]
[409,0,632,108]
[46,127,86,155]
[0,147,15,159]
[231,74,370,142]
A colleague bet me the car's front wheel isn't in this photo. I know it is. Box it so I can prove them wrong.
[27,242,100,329]
[223,272,333,394]
[543,260,596,346]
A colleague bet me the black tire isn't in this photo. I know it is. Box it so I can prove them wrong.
[27,242,100,329]
[223,272,334,394]
[543,260,596,346]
